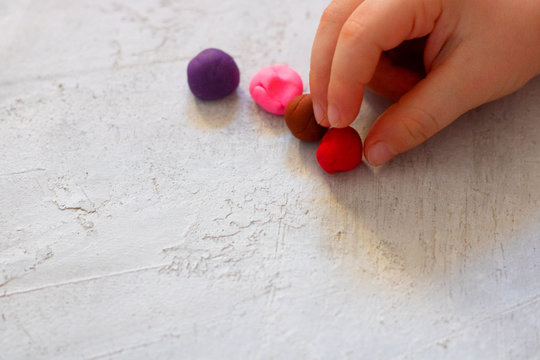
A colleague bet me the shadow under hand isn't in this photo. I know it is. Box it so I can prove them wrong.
[315,79,540,286]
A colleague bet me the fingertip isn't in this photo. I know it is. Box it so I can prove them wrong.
[364,140,396,166]
[323,103,359,128]
[363,108,400,166]
[327,104,340,127]
[325,79,364,128]
[310,81,330,127]
[312,100,325,125]
[317,116,331,128]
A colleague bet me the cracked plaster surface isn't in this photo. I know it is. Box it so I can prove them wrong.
[0,0,539,359]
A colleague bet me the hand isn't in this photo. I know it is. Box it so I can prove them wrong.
[310,0,540,166]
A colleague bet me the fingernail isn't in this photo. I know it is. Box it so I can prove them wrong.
[313,101,323,123]
[367,142,394,166]
[327,104,339,127]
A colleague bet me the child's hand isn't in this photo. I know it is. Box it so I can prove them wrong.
[310,0,540,166]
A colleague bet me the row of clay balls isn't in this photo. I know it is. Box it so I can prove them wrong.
[187,48,362,174]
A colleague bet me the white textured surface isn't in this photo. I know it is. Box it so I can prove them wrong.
[1,1,539,359]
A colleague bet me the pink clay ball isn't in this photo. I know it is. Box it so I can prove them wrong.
[249,65,303,115]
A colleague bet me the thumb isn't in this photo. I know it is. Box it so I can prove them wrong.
[364,55,488,166]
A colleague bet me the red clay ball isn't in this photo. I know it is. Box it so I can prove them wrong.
[316,127,363,174]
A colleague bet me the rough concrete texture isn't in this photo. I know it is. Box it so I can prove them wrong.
[1,1,539,359]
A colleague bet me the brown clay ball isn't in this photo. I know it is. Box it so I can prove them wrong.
[284,94,328,142]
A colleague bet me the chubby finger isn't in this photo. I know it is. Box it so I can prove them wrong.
[364,52,491,166]
[367,53,423,101]
[310,0,364,126]
[327,0,443,127]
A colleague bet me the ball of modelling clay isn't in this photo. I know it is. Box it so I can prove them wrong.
[316,127,363,174]
[284,94,328,142]
[249,65,303,115]
[187,48,240,100]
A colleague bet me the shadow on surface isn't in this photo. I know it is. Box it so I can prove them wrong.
[188,90,240,129]
[294,78,540,283]
[249,102,289,137]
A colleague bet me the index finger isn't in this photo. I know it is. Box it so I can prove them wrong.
[327,0,442,127]
[310,0,364,126]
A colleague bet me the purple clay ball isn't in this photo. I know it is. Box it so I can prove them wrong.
[187,48,240,101]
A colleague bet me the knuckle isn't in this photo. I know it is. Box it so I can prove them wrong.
[340,18,368,42]
[400,107,439,145]
[319,5,342,25]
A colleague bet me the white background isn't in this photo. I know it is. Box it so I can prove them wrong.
[1,0,539,359]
